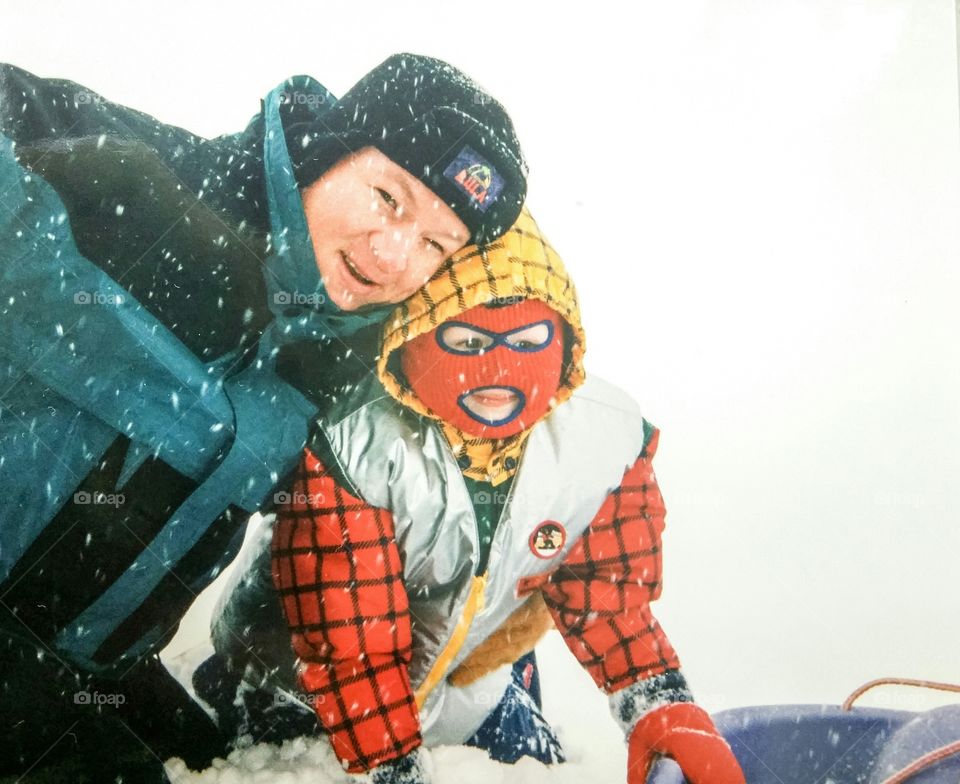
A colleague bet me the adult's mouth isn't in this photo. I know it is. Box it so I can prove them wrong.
[339,251,377,287]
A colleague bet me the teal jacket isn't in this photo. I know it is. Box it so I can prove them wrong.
[0,75,388,671]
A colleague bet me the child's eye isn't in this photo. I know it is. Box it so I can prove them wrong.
[505,322,552,350]
[459,337,486,350]
[438,324,495,353]
[425,238,445,255]
[376,187,399,212]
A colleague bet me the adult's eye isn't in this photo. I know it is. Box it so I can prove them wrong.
[376,187,399,212]
[425,237,446,255]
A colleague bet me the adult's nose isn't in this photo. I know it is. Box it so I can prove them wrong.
[368,227,414,275]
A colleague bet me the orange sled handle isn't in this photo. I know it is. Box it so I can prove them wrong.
[843,677,960,784]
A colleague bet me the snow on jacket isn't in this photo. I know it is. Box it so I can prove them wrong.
[268,212,694,773]
[0,67,386,671]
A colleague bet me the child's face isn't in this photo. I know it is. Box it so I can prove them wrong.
[400,299,566,439]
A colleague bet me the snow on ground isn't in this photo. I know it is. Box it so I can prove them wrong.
[165,737,612,784]
[162,628,628,783]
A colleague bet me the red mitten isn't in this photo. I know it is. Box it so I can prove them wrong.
[627,703,745,784]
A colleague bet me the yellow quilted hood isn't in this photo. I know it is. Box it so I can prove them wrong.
[377,207,586,419]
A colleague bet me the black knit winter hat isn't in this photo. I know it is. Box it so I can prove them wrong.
[283,53,527,246]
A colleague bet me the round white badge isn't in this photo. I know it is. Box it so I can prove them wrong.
[529,520,567,559]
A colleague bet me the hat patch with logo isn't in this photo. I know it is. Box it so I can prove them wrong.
[443,145,504,212]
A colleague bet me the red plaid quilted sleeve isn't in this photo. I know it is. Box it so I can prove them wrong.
[521,428,682,693]
[271,448,421,772]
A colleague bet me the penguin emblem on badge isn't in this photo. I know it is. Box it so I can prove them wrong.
[529,520,567,559]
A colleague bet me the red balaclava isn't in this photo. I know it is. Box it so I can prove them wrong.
[400,299,566,439]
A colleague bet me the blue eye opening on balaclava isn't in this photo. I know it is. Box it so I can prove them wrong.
[435,319,555,356]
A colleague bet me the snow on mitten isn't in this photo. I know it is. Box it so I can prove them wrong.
[353,747,433,784]
[627,703,745,784]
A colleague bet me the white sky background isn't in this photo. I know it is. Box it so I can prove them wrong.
[3,0,960,734]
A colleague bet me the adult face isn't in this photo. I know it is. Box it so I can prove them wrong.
[300,146,470,311]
